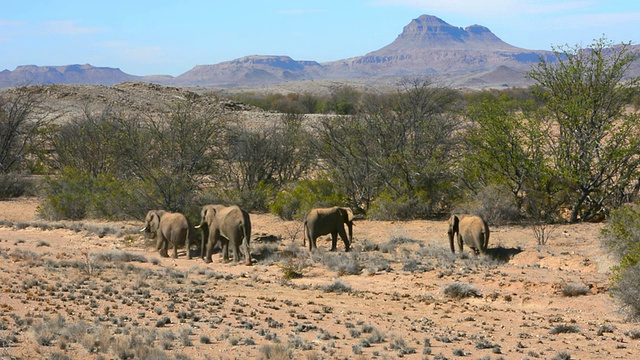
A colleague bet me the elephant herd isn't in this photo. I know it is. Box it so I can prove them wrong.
[141,205,490,265]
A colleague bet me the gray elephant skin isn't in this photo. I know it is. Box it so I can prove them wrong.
[141,210,191,259]
[448,214,490,255]
[196,204,252,265]
[304,207,353,252]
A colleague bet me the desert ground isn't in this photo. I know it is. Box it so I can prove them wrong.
[0,197,639,360]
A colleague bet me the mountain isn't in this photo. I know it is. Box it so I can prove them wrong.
[323,15,552,86]
[0,14,619,89]
[0,64,143,88]
[168,15,551,88]
[172,55,326,87]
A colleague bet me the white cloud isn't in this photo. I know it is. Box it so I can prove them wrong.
[43,20,102,35]
[0,20,26,26]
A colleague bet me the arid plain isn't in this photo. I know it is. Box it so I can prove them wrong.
[0,196,639,359]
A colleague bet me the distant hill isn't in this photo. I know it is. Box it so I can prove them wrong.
[172,55,326,87]
[0,64,143,88]
[1,14,637,90]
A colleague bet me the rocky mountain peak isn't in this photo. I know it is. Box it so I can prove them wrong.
[376,14,521,52]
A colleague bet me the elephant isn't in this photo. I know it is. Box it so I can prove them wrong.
[304,207,353,252]
[448,214,490,255]
[195,204,252,265]
[141,210,191,259]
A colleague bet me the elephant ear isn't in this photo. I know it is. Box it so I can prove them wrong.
[449,215,459,233]
[341,207,354,222]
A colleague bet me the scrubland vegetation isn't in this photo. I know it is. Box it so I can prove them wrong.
[2,37,640,322]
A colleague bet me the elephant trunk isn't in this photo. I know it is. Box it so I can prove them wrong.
[199,223,209,260]
[347,221,353,248]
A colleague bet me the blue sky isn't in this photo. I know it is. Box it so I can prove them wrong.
[2,0,639,76]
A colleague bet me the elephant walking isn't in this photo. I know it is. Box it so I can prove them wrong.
[141,210,191,259]
[195,205,252,265]
[448,214,490,255]
[304,207,353,252]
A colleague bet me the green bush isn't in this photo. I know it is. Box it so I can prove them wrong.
[38,167,139,220]
[270,179,346,220]
[601,203,640,320]
[0,173,32,199]
[368,189,437,221]
[217,180,276,213]
[455,184,520,226]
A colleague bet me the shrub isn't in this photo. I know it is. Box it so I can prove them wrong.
[379,236,419,254]
[443,283,481,299]
[270,179,346,221]
[0,173,32,199]
[38,168,138,220]
[322,279,353,293]
[219,180,276,213]
[257,344,293,360]
[549,325,580,334]
[320,252,363,276]
[455,184,520,226]
[561,283,589,297]
[601,204,640,319]
[610,262,640,320]
[369,190,440,221]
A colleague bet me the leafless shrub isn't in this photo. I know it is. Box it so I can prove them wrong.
[321,279,353,294]
[94,251,148,263]
[551,351,572,360]
[597,324,616,336]
[625,329,640,339]
[443,283,481,299]
[402,258,433,273]
[562,283,589,297]
[379,236,419,254]
[388,335,416,355]
[257,344,293,360]
[475,338,496,349]
[531,221,556,245]
[319,252,363,275]
[549,325,580,334]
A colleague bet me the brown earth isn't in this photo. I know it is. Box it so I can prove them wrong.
[0,197,638,359]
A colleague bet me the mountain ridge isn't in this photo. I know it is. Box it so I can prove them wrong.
[0,14,627,89]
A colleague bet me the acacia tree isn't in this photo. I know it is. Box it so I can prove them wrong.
[0,87,51,173]
[217,113,314,211]
[463,96,552,211]
[314,77,460,218]
[528,37,640,222]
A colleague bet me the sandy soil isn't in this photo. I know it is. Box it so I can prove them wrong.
[0,197,638,359]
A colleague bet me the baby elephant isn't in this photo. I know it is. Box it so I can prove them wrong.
[448,214,490,255]
[141,210,191,259]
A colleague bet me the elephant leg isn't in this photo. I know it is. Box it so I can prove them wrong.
[243,239,252,265]
[185,233,191,260]
[205,232,219,264]
[157,233,169,258]
[338,227,350,252]
[308,230,317,251]
[457,234,464,254]
[205,237,215,264]
[200,228,208,260]
[232,241,240,262]
[330,231,338,251]
[171,241,178,259]
[221,239,231,262]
